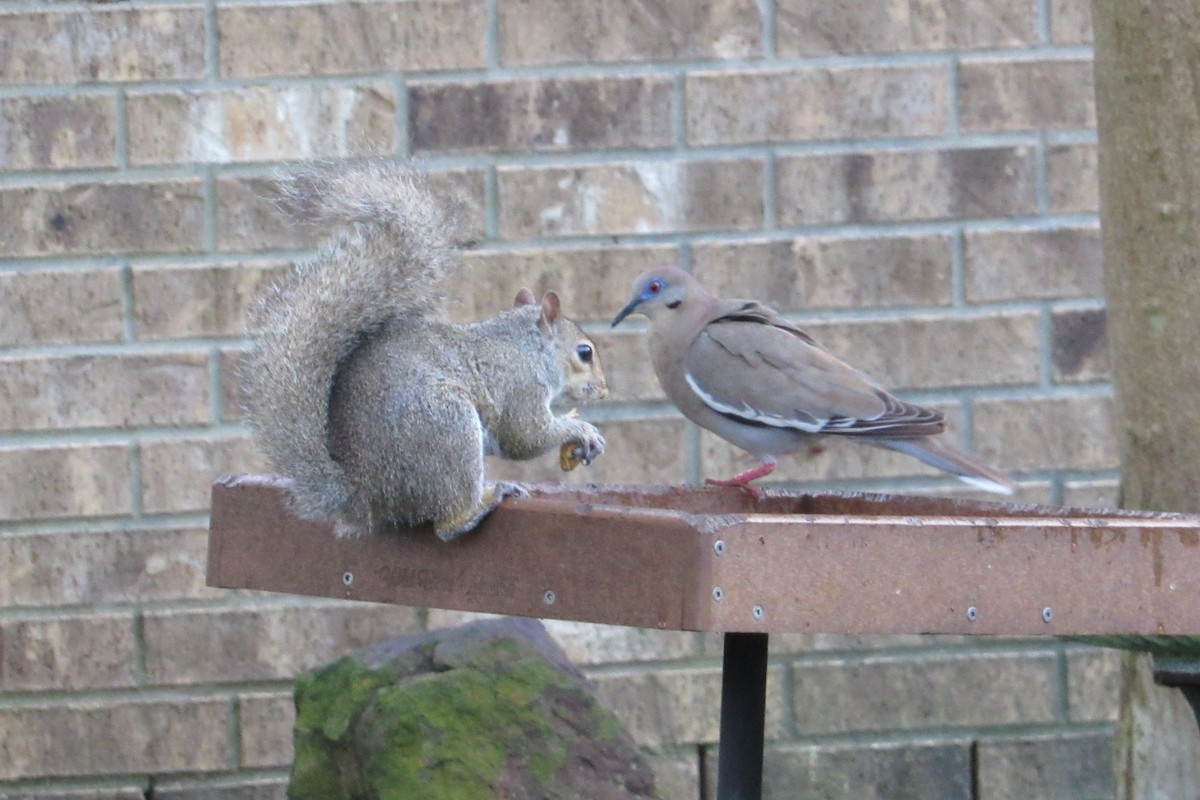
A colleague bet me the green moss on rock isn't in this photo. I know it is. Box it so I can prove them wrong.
[288,618,657,800]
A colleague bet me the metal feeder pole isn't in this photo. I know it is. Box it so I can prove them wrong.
[715,631,770,800]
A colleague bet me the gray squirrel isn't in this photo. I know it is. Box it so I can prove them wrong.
[242,160,608,541]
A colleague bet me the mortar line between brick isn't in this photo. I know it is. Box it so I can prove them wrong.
[950,226,966,307]
[209,346,225,423]
[752,720,1117,749]
[1036,131,1051,214]
[0,512,212,538]
[485,0,500,69]
[204,0,220,82]
[114,89,130,169]
[393,74,411,158]
[230,693,245,772]
[0,423,248,452]
[759,0,777,59]
[203,165,219,253]
[685,420,702,486]
[1038,0,1053,43]
[671,71,687,150]
[0,130,1094,186]
[763,149,778,231]
[133,609,149,685]
[1038,303,1056,390]
[0,594,363,623]
[118,260,138,342]
[128,439,145,519]
[947,57,962,137]
[0,43,1100,97]
[484,162,500,239]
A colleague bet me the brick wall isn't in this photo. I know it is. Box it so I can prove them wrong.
[0,0,1121,798]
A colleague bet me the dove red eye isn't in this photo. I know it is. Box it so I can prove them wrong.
[647,280,663,294]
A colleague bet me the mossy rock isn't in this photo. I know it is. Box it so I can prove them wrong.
[288,617,657,800]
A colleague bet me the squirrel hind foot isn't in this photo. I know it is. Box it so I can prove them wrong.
[433,481,527,542]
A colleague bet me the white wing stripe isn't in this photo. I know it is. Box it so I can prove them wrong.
[685,371,827,433]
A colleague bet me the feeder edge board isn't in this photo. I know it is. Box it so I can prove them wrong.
[207,473,1200,635]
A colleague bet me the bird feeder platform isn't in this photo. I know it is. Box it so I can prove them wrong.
[206,474,1200,799]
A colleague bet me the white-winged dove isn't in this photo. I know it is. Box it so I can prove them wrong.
[611,267,1015,496]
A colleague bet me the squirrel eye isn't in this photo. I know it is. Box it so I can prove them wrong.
[575,343,593,363]
[647,280,663,294]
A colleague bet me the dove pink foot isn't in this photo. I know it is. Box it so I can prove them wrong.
[704,460,776,499]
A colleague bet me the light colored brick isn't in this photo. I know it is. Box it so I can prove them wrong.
[0,96,116,170]
[498,160,763,238]
[218,0,487,78]
[140,434,265,515]
[541,620,700,665]
[693,234,954,310]
[215,177,323,253]
[1062,479,1120,510]
[590,665,787,747]
[128,85,396,165]
[790,652,1060,733]
[3,787,148,800]
[142,602,420,685]
[153,780,288,800]
[239,692,294,768]
[777,147,1038,226]
[687,66,949,145]
[777,0,1038,55]
[973,395,1118,471]
[750,740,973,800]
[1052,307,1108,382]
[0,8,205,85]
[0,698,232,779]
[216,168,487,252]
[643,748,701,800]
[801,312,1041,390]
[587,328,666,402]
[964,225,1103,302]
[0,351,211,432]
[0,444,130,521]
[0,180,205,257]
[976,732,1114,800]
[0,528,216,607]
[221,347,250,423]
[960,58,1095,133]
[1051,0,1093,43]
[1066,646,1123,722]
[1047,143,1100,213]
[499,0,761,66]
[0,269,124,347]
[457,245,677,324]
[1,613,137,691]
[487,417,689,485]
[133,261,284,341]
[411,75,673,153]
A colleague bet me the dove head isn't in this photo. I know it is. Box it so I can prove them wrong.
[611,267,710,328]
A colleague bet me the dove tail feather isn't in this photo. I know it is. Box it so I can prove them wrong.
[874,438,1016,495]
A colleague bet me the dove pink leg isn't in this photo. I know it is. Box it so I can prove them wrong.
[704,458,776,498]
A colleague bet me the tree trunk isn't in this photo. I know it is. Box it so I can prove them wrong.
[1094,0,1200,514]
[1093,1,1200,796]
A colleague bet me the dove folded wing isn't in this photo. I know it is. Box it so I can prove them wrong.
[684,313,945,439]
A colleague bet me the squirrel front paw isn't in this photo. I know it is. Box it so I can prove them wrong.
[560,421,605,470]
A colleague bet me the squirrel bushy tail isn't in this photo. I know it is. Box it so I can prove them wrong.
[242,160,463,521]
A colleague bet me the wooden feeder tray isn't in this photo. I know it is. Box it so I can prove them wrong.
[208,474,1200,637]
[208,474,1200,799]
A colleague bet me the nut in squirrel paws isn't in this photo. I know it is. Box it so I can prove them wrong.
[559,422,605,472]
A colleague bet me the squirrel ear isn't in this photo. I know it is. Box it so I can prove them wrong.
[539,291,561,331]
[514,288,537,307]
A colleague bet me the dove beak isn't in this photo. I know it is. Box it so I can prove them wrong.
[611,297,642,328]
